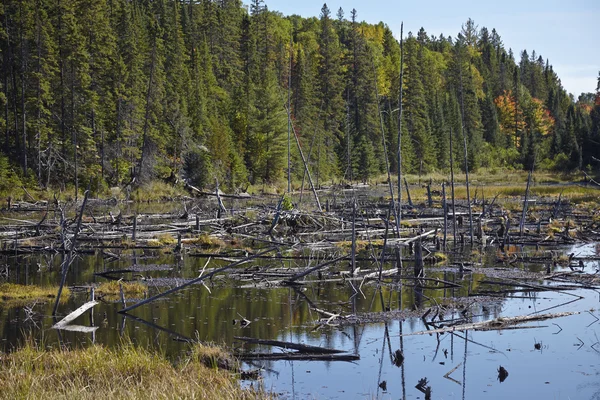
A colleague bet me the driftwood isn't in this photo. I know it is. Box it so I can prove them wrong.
[403,311,579,336]
[53,300,99,333]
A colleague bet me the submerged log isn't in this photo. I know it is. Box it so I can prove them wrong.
[235,353,359,362]
[234,336,345,354]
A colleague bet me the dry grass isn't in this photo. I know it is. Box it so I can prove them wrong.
[0,283,69,305]
[185,233,226,249]
[96,281,147,297]
[0,342,267,400]
[151,233,177,246]
[131,181,187,202]
[335,239,383,251]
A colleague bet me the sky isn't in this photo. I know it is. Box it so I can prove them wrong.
[246,0,599,98]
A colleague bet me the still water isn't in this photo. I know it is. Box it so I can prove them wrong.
[1,242,600,399]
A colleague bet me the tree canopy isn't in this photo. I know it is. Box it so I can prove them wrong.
[0,3,597,193]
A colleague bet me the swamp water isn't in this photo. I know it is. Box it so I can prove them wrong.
[1,242,600,399]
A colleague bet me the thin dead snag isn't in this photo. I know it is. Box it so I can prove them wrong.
[52,189,90,316]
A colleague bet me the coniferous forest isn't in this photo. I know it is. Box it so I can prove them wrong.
[1,0,599,194]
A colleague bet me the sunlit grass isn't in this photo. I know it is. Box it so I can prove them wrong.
[131,181,187,202]
[184,233,226,249]
[0,283,69,306]
[150,232,177,246]
[96,281,147,297]
[0,341,267,399]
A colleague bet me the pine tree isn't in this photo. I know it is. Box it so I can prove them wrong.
[404,34,435,171]
[317,4,344,176]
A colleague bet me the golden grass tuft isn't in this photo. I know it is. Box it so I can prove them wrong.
[433,252,448,263]
[0,342,267,400]
[152,233,177,246]
[96,281,147,296]
[0,283,70,305]
[334,239,383,251]
[185,233,226,249]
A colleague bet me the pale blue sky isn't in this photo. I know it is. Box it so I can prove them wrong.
[248,0,599,97]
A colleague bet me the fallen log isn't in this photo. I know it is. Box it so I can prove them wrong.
[234,336,344,354]
[235,353,359,362]
[53,300,99,329]
[402,311,579,336]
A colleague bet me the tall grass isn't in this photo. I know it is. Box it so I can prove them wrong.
[96,281,147,296]
[0,341,267,399]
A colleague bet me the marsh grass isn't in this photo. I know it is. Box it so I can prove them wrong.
[185,233,226,249]
[335,239,383,251]
[150,232,177,246]
[0,341,266,399]
[131,181,187,202]
[96,281,146,297]
[0,283,69,306]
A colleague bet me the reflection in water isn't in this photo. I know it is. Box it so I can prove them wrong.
[1,243,600,399]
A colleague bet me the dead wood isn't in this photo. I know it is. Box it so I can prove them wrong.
[235,353,359,362]
[234,336,344,354]
[403,311,579,336]
[53,300,98,330]
[283,255,347,284]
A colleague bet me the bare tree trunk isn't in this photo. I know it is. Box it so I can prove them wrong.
[350,198,357,275]
[287,36,291,194]
[372,56,398,235]
[396,22,404,243]
[284,105,322,210]
[35,3,42,185]
[71,64,78,201]
[442,182,447,249]
[19,2,27,175]
[462,130,473,245]
[138,39,157,182]
[520,168,533,236]
[458,56,474,245]
[449,128,457,245]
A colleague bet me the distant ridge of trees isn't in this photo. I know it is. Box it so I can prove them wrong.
[0,1,598,192]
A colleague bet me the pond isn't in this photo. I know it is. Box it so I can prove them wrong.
[1,241,599,399]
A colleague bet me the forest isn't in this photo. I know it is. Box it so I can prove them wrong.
[1,0,599,195]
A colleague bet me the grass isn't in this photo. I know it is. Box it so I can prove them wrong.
[131,181,187,202]
[150,233,177,246]
[96,281,147,297]
[184,233,226,249]
[0,283,69,306]
[335,239,384,251]
[0,341,267,400]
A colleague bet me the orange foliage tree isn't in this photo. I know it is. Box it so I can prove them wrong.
[526,98,555,136]
[494,90,526,147]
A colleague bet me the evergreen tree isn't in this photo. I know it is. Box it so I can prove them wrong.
[317,4,344,177]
